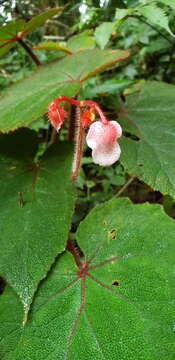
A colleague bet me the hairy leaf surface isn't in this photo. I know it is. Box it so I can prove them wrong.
[0,198,174,359]
[0,129,76,310]
[120,81,175,198]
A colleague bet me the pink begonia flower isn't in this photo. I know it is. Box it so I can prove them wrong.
[86,120,122,166]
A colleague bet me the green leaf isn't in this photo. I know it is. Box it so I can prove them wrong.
[33,41,72,54]
[67,34,96,52]
[114,8,135,30]
[0,42,16,57]
[137,3,175,37]
[0,198,175,358]
[158,0,175,10]
[120,81,175,198]
[0,20,25,41]
[94,22,115,49]
[0,9,62,57]
[83,79,133,98]
[115,7,134,20]
[0,80,80,133]
[21,8,62,36]
[0,20,25,57]
[0,129,76,312]
[0,49,130,133]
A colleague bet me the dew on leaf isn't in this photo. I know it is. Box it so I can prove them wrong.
[123,253,133,259]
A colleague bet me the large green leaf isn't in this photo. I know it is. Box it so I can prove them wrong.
[0,49,129,133]
[0,198,174,359]
[0,81,81,133]
[119,81,175,198]
[0,129,76,312]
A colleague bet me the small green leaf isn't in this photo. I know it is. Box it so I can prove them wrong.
[120,81,175,198]
[0,129,76,311]
[83,79,133,98]
[137,3,175,37]
[0,42,16,57]
[0,198,175,358]
[0,20,25,41]
[22,8,62,36]
[0,9,62,57]
[0,49,130,132]
[0,20,25,56]
[33,41,72,54]
[115,7,134,20]
[94,22,115,49]
[158,0,175,10]
[114,8,135,30]
[67,33,96,52]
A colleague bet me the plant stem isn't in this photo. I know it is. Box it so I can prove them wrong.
[66,237,82,268]
[49,127,57,145]
[17,38,41,66]
[68,96,78,141]
[71,107,84,181]
[116,175,136,197]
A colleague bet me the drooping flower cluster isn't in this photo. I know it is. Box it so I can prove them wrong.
[48,96,122,178]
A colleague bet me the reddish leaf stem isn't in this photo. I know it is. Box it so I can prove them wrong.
[66,237,83,268]
[88,256,119,271]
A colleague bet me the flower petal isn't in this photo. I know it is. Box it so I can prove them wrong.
[86,120,122,166]
[92,143,121,166]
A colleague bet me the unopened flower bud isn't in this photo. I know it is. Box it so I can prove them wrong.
[48,99,68,132]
